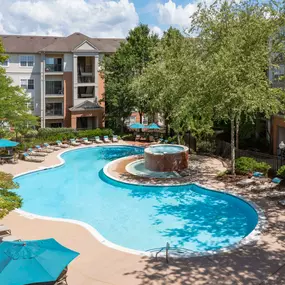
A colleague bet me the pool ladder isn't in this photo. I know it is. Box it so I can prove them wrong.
[155,242,170,263]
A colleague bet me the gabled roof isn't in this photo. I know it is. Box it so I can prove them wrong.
[0,32,124,53]
[69,100,103,111]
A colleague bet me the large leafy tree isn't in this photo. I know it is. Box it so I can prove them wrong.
[101,24,158,131]
[0,39,37,136]
[189,0,285,173]
[133,27,214,139]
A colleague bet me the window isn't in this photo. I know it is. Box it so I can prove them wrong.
[20,55,34,67]
[50,122,62,128]
[0,59,9,67]
[46,81,63,95]
[46,103,63,116]
[273,65,285,81]
[78,86,94,98]
[142,116,148,125]
[20,79,34,90]
[129,116,136,125]
[45,57,62,72]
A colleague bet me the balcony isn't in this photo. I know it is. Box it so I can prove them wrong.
[45,64,63,72]
[78,76,95,83]
[45,103,63,118]
[46,81,63,97]
[78,86,94,98]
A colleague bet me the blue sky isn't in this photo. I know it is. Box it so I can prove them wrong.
[0,0,199,37]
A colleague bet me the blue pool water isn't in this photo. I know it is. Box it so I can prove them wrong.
[149,145,184,154]
[14,146,258,253]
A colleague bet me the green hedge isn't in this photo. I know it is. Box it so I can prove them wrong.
[77,128,113,138]
[235,157,271,175]
[37,128,76,138]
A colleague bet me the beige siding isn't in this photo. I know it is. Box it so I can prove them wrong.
[64,54,73,72]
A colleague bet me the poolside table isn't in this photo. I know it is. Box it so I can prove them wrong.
[0,154,13,164]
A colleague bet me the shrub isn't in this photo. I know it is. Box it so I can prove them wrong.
[25,130,38,138]
[197,140,216,153]
[235,157,271,175]
[37,128,77,138]
[121,134,134,141]
[277,165,285,178]
[77,128,113,138]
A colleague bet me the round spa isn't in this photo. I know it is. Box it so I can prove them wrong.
[144,144,189,172]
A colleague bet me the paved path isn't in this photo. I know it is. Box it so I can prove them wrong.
[1,143,285,284]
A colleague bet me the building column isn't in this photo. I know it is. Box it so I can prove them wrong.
[73,55,78,107]
[71,115,77,129]
[40,53,46,128]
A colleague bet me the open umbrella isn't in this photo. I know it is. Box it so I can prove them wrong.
[0,238,79,285]
[129,123,145,129]
[146,123,160,130]
[0,139,18,148]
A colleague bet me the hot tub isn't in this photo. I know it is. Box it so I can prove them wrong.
[144,144,189,172]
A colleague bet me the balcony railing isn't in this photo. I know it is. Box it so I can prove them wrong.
[45,109,63,116]
[78,76,95,83]
[45,64,63,72]
[78,65,92,73]
[78,93,94,98]
[46,88,64,95]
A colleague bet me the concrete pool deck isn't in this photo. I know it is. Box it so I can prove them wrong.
[1,142,285,284]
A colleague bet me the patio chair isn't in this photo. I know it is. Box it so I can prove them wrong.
[69,139,81,147]
[44,143,61,151]
[103,136,111,143]
[81,137,92,145]
[0,225,11,237]
[56,141,69,148]
[112,135,119,143]
[95,136,103,144]
[28,148,47,157]
[135,134,141,141]
[23,153,45,163]
[35,145,53,153]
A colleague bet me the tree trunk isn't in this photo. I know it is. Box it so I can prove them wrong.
[177,133,180,145]
[165,120,169,137]
[231,115,236,175]
[235,115,240,151]
[139,112,143,124]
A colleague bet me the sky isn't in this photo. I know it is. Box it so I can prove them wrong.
[0,0,203,38]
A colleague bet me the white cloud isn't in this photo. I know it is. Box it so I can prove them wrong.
[0,0,139,37]
[157,0,199,28]
[150,25,164,38]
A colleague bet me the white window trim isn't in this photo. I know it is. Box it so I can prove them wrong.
[20,78,35,91]
[19,55,35,67]
[0,58,9,67]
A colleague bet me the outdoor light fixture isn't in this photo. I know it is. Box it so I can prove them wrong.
[279,141,285,149]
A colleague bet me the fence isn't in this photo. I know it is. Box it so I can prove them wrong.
[215,140,282,171]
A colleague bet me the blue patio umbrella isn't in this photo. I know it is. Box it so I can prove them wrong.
[129,123,145,129]
[146,123,160,130]
[0,239,79,285]
[0,139,19,148]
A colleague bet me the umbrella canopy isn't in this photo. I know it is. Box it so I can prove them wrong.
[147,123,160,130]
[0,238,79,285]
[129,123,145,129]
[0,139,18,148]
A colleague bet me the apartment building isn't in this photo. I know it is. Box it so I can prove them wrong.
[0,32,123,129]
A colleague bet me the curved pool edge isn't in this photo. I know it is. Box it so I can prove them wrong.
[12,145,266,258]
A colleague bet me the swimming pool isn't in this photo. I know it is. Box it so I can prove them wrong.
[14,146,259,254]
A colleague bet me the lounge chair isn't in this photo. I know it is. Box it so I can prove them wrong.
[112,135,119,143]
[0,225,11,237]
[44,143,61,151]
[0,235,21,242]
[103,136,111,143]
[28,148,47,157]
[23,153,45,163]
[35,145,53,153]
[56,140,69,148]
[69,139,81,146]
[82,137,92,145]
[95,136,103,144]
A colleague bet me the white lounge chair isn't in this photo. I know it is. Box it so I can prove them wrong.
[82,137,92,145]
[95,136,103,144]
[103,136,111,143]
[69,139,81,146]
[0,235,21,241]
[28,148,47,157]
[44,143,61,151]
[112,135,119,143]
[0,225,11,237]
[23,153,45,163]
[56,140,69,148]
[35,145,53,153]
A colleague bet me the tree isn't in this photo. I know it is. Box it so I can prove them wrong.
[189,0,285,174]
[0,39,38,136]
[132,27,214,139]
[0,172,22,219]
[101,24,158,132]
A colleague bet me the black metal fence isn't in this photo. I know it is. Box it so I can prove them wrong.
[215,140,282,171]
